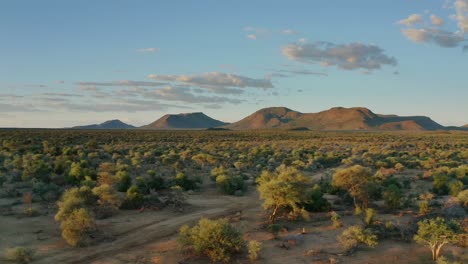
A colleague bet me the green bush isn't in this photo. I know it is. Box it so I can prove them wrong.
[363,208,376,226]
[4,247,34,264]
[457,189,468,207]
[338,225,377,253]
[216,174,246,195]
[60,208,96,247]
[121,185,144,209]
[178,218,244,263]
[116,171,132,192]
[247,240,262,261]
[330,211,343,228]
[383,184,403,210]
[302,184,330,212]
[448,180,463,196]
[55,186,96,222]
[174,172,200,191]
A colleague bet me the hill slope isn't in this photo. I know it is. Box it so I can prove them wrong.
[142,112,228,129]
[225,107,445,131]
[72,120,135,129]
[225,107,302,130]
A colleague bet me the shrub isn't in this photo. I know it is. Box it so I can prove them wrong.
[330,211,343,228]
[32,181,62,202]
[266,224,283,239]
[55,186,96,222]
[4,247,35,263]
[364,208,376,226]
[216,174,246,195]
[116,171,132,192]
[457,189,468,207]
[121,185,144,209]
[60,208,96,247]
[448,180,463,196]
[247,240,262,262]
[178,218,244,263]
[383,184,403,210]
[302,184,331,212]
[92,184,122,218]
[338,225,378,253]
[174,172,200,191]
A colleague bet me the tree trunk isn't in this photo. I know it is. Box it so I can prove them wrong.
[434,243,446,261]
[430,244,437,261]
[269,205,279,223]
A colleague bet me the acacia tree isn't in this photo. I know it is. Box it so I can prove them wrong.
[256,165,310,223]
[414,217,460,261]
[332,165,374,209]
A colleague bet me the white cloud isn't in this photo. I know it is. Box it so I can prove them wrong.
[77,80,167,87]
[247,34,257,40]
[455,0,468,32]
[398,14,423,26]
[430,14,445,26]
[402,28,464,47]
[282,42,397,71]
[137,48,160,53]
[281,29,299,35]
[147,72,273,94]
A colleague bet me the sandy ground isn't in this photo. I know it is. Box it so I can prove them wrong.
[1,173,466,264]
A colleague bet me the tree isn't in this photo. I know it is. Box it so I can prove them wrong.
[92,184,122,218]
[338,225,378,253]
[414,217,460,261]
[178,218,244,263]
[60,208,96,247]
[383,184,403,210]
[55,186,96,222]
[332,165,374,209]
[256,165,311,223]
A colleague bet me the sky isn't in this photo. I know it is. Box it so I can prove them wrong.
[1,0,467,128]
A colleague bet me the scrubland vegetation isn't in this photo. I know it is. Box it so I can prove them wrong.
[0,129,466,263]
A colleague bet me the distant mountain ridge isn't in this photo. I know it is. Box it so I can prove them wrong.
[72,119,135,129]
[68,107,467,131]
[224,107,448,131]
[141,112,228,130]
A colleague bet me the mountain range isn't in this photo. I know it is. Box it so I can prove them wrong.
[141,112,227,130]
[70,107,468,131]
[72,119,135,129]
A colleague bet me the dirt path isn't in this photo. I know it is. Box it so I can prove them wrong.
[33,194,255,264]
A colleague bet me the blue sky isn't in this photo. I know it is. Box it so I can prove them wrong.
[1,0,467,127]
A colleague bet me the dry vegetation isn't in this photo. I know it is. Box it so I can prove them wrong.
[0,129,466,263]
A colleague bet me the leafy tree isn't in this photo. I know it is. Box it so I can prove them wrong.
[60,208,96,247]
[414,217,460,261]
[332,165,374,209]
[338,225,378,253]
[55,186,96,222]
[178,218,244,263]
[256,165,311,223]
[383,184,403,210]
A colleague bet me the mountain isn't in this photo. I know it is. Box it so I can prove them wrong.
[225,107,446,131]
[72,119,135,129]
[463,124,468,128]
[142,112,228,130]
[225,107,302,130]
